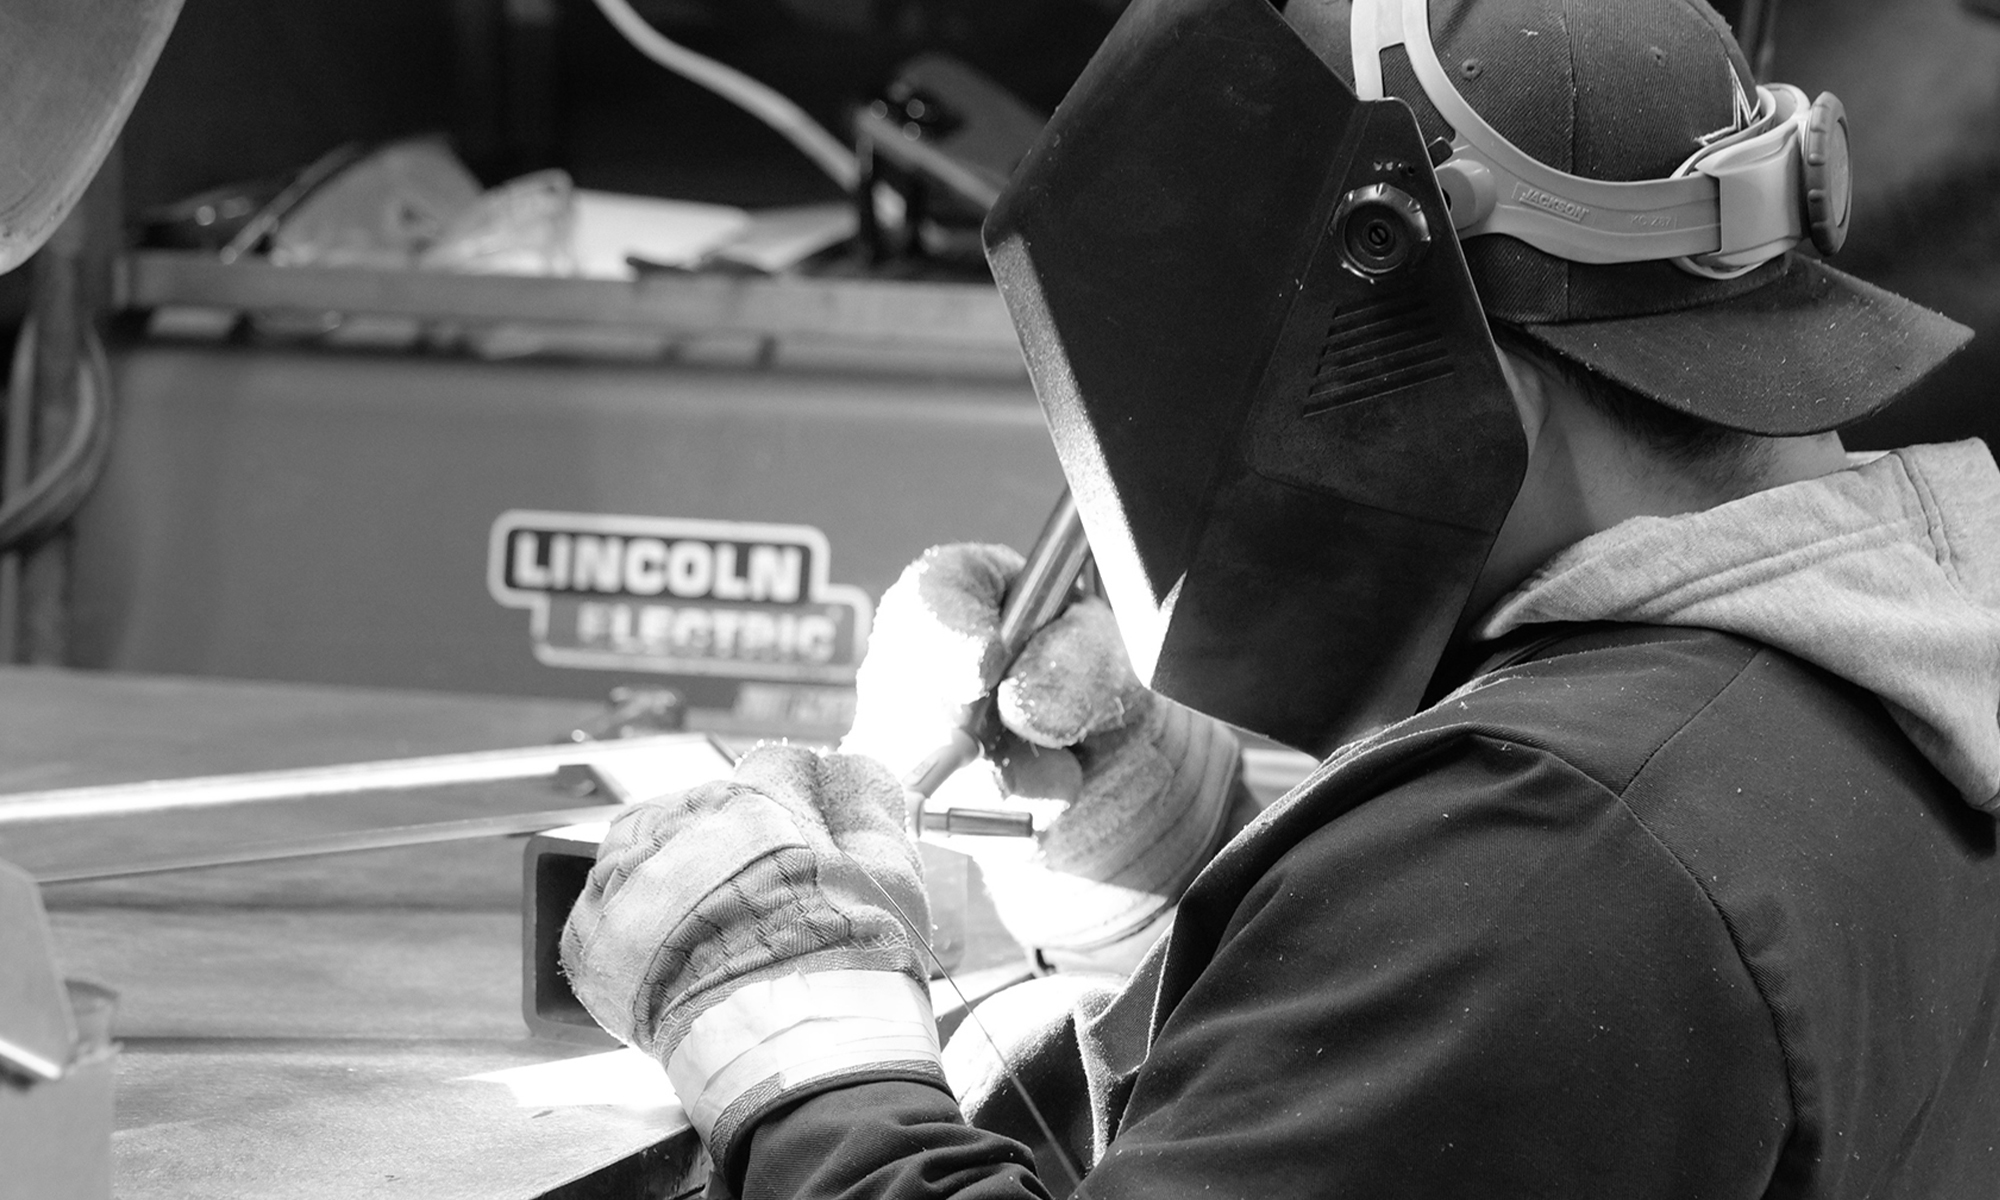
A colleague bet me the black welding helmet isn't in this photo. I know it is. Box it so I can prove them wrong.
[984,0,1526,755]
[984,0,1968,755]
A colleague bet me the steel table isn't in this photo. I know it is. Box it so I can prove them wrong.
[0,666,708,1199]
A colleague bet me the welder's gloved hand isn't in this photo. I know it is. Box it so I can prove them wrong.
[559,743,945,1175]
[841,543,1249,969]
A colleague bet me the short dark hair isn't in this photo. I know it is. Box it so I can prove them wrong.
[1492,325,1775,497]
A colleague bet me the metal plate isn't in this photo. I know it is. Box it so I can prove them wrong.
[0,860,75,1081]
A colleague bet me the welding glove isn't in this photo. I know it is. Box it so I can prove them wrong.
[841,543,1249,969]
[559,743,945,1176]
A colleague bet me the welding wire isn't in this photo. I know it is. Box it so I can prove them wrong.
[848,859,1088,1196]
[32,803,634,884]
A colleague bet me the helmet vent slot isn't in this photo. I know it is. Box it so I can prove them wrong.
[1303,294,1454,415]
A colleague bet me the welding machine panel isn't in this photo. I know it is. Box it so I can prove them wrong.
[67,344,1063,739]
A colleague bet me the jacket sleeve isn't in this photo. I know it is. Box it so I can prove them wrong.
[739,735,1793,1199]
[739,1080,1053,1199]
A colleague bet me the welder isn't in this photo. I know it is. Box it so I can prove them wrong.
[561,1,2000,1196]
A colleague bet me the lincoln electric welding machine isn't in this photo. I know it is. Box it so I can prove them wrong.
[984,0,1528,756]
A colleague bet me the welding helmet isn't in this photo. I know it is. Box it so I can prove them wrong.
[0,0,184,273]
[984,0,1970,754]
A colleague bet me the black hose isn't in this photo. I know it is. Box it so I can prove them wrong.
[0,317,116,552]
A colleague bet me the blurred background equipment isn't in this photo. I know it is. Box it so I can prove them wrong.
[587,0,865,195]
[22,0,1116,740]
[852,53,1046,263]
[0,0,184,673]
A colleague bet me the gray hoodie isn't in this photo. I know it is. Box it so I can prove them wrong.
[1478,439,2000,813]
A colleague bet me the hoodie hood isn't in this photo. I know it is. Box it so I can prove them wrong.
[1479,440,2000,812]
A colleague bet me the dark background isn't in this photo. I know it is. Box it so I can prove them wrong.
[114,0,1119,209]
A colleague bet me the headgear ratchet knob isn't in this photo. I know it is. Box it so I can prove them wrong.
[1802,91,1853,257]
[1333,183,1431,278]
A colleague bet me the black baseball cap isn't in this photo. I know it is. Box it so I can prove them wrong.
[1286,0,1972,435]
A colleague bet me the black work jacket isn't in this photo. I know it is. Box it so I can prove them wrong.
[736,625,2000,1198]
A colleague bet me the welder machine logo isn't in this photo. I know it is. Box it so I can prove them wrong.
[488,511,872,682]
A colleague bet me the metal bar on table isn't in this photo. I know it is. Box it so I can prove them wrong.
[26,762,1054,883]
[33,803,633,884]
[0,732,728,825]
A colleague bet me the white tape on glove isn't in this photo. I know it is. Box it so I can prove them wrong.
[560,745,948,1172]
[670,969,941,1154]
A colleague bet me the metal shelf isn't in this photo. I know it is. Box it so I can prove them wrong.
[116,250,1021,356]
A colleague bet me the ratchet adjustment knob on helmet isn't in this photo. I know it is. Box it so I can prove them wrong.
[1332,183,1431,279]
[1801,91,1852,257]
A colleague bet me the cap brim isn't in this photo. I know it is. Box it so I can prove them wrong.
[1517,256,1974,436]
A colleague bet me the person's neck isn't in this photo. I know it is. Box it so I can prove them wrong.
[1464,384,1848,625]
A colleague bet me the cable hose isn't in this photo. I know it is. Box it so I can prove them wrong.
[587,0,860,191]
[0,318,116,552]
[586,0,905,229]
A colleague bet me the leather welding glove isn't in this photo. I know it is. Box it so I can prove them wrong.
[841,543,1250,970]
[559,743,944,1177]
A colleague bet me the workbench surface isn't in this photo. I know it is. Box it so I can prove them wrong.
[0,667,709,1199]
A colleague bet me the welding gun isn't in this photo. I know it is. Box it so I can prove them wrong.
[899,491,1092,838]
